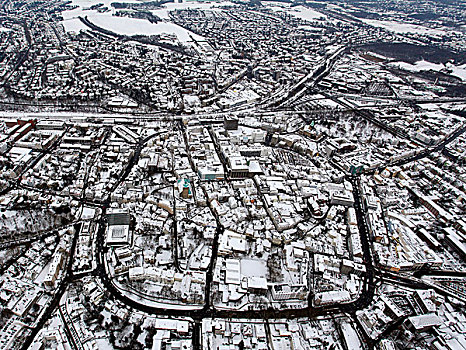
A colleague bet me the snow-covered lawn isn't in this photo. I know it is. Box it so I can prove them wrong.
[448,64,466,82]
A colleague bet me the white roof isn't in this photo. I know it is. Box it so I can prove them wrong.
[408,313,442,330]
[154,319,190,332]
[341,322,362,350]
[247,277,268,290]
[106,225,130,245]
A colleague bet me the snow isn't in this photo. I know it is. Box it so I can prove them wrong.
[61,0,205,41]
[95,338,113,350]
[389,60,466,82]
[0,210,57,234]
[67,0,139,8]
[365,51,389,60]
[240,259,267,278]
[447,63,466,82]
[151,1,236,20]
[318,99,341,108]
[0,251,7,264]
[287,5,327,21]
[34,260,52,285]
[389,60,445,73]
[299,25,322,32]
[80,206,97,220]
[264,3,327,21]
[361,19,459,36]
[114,279,203,311]
[96,17,203,41]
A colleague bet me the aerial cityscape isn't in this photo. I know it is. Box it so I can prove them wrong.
[0,0,465,349]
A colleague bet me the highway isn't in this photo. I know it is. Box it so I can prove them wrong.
[265,46,347,109]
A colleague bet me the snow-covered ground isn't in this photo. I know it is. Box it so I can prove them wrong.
[389,60,445,73]
[447,63,466,82]
[318,98,342,109]
[61,0,212,41]
[151,1,236,20]
[34,260,52,285]
[389,60,466,82]
[264,2,327,21]
[114,279,203,310]
[361,19,460,36]
[94,337,113,350]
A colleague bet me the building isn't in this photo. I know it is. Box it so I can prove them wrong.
[106,208,132,246]
[443,228,466,259]
[0,317,26,350]
[411,189,454,224]
[270,284,307,300]
[198,164,224,181]
[43,253,64,288]
[224,116,239,131]
[404,313,442,332]
[36,120,66,130]
[314,290,351,306]
[228,156,249,178]
[330,191,354,207]
[177,179,192,199]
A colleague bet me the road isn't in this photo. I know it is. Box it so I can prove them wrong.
[265,46,346,109]
[89,149,377,349]
[321,91,409,140]
[42,114,374,350]
[20,223,81,350]
[7,41,464,349]
[364,122,466,175]
[4,98,460,350]
[78,116,466,348]
[6,112,454,350]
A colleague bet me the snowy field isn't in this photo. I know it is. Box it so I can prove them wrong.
[263,2,327,21]
[60,0,224,41]
[448,64,466,82]
[150,0,236,20]
[61,0,326,41]
[389,60,466,82]
[389,60,445,73]
[61,17,206,42]
[362,19,460,36]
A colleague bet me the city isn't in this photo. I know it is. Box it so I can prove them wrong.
[0,0,465,349]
